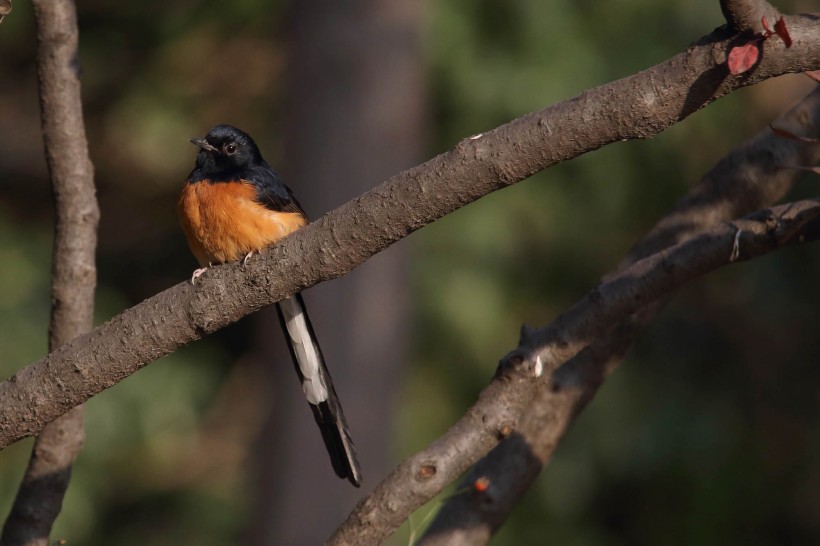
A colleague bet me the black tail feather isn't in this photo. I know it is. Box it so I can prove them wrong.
[275,294,362,487]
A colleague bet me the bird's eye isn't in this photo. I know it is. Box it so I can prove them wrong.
[225,143,237,155]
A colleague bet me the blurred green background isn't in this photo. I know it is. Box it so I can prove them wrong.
[1,1,818,545]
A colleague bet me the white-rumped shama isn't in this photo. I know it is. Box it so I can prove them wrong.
[179,124,361,487]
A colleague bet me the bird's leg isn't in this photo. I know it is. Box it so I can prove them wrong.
[242,250,254,267]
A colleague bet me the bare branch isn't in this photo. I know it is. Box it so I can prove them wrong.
[0,12,816,457]
[418,87,820,546]
[1,1,98,545]
[330,8,817,544]
[0,11,811,546]
[332,196,820,546]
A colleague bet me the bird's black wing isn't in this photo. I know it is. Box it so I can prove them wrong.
[246,163,308,217]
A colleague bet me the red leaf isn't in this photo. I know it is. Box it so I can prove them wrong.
[805,70,820,83]
[770,125,819,143]
[774,16,792,47]
[728,42,760,75]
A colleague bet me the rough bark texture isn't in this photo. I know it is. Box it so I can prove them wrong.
[418,87,820,546]
[0,13,816,456]
[0,1,98,545]
[249,0,425,543]
[0,9,815,545]
[329,195,820,545]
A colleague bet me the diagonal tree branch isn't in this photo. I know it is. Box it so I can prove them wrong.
[1,1,99,545]
[418,87,820,546]
[330,195,820,545]
[0,12,816,457]
[0,9,812,546]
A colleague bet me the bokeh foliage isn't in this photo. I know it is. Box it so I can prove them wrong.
[0,0,818,544]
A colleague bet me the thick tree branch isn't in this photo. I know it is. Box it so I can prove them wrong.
[1,1,98,545]
[419,87,820,546]
[0,12,812,546]
[330,12,817,544]
[0,12,817,456]
[331,195,820,545]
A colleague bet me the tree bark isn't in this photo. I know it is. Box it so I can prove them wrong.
[0,4,817,461]
[1,1,98,545]
[328,193,820,545]
[0,8,815,545]
[418,86,820,546]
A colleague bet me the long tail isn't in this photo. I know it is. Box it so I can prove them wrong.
[275,293,362,487]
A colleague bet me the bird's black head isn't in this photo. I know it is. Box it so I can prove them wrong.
[189,124,263,178]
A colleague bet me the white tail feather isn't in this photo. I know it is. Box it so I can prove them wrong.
[279,296,328,405]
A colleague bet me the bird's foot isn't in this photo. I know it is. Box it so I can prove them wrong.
[242,251,254,267]
[191,266,209,284]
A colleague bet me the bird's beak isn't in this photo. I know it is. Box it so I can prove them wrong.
[189,137,218,153]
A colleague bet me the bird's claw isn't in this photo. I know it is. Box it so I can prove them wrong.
[191,267,209,284]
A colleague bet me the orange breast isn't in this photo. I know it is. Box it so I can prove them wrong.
[179,180,308,266]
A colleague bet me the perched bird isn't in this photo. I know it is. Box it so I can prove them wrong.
[178,124,361,487]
